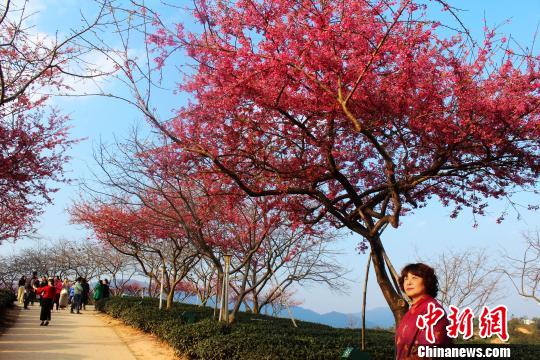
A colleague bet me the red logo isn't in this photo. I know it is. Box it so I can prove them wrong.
[416,303,445,343]
[446,305,474,340]
[478,305,509,342]
[414,304,509,342]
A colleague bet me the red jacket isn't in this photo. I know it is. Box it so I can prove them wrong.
[395,295,452,359]
[36,285,56,300]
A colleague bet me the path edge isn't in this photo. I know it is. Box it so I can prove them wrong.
[0,303,20,336]
[97,310,187,360]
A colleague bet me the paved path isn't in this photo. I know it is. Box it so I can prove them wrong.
[0,303,152,360]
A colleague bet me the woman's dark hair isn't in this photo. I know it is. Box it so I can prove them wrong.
[399,263,439,298]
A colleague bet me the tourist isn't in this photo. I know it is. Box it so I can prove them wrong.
[17,276,26,304]
[34,278,56,326]
[54,276,63,311]
[23,271,38,309]
[93,279,103,305]
[59,278,70,309]
[71,277,83,314]
[37,275,47,307]
[102,279,110,299]
[69,282,75,304]
[395,263,452,359]
[81,278,90,310]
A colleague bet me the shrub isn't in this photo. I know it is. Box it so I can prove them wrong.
[94,297,111,312]
[98,296,394,359]
[0,289,16,316]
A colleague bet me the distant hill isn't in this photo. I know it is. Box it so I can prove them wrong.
[173,293,395,329]
[275,306,395,329]
[354,307,396,329]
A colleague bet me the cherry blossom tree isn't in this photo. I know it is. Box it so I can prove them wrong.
[143,0,540,323]
[84,0,540,324]
[71,132,346,320]
[0,0,107,243]
[72,202,201,309]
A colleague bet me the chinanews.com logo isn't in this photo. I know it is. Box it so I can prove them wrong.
[418,346,511,358]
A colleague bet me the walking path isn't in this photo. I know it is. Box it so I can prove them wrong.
[0,303,178,360]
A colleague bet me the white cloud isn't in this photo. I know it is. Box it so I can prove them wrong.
[59,50,119,97]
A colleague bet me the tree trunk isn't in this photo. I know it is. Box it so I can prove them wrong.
[166,289,175,309]
[252,292,260,314]
[229,263,250,323]
[250,269,260,314]
[361,254,371,350]
[242,298,252,313]
[229,296,242,323]
[364,233,408,325]
[213,270,223,320]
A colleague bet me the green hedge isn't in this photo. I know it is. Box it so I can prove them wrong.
[98,297,393,359]
[98,297,540,360]
[0,289,16,315]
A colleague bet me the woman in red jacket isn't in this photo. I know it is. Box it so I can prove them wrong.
[35,278,56,326]
[395,263,452,359]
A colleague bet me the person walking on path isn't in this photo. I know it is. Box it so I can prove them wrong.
[81,278,90,310]
[71,278,83,314]
[102,279,110,299]
[35,278,56,326]
[37,275,47,307]
[69,283,75,304]
[59,278,70,309]
[23,271,38,309]
[17,276,26,304]
[93,279,103,305]
[54,276,63,311]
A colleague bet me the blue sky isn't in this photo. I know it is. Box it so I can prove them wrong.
[1,0,539,319]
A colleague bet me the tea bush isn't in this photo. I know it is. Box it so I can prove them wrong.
[0,289,16,312]
[99,297,540,359]
[99,297,393,359]
[0,289,16,323]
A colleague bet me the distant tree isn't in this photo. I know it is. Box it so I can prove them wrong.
[240,226,346,315]
[501,230,540,304]
[423,248,502,313]
[266,285,302,321]
[0,237,136,287]
[185,259,217,306]
[83,241,139,295]
[346,314,360,330]
[0,253,20,291]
